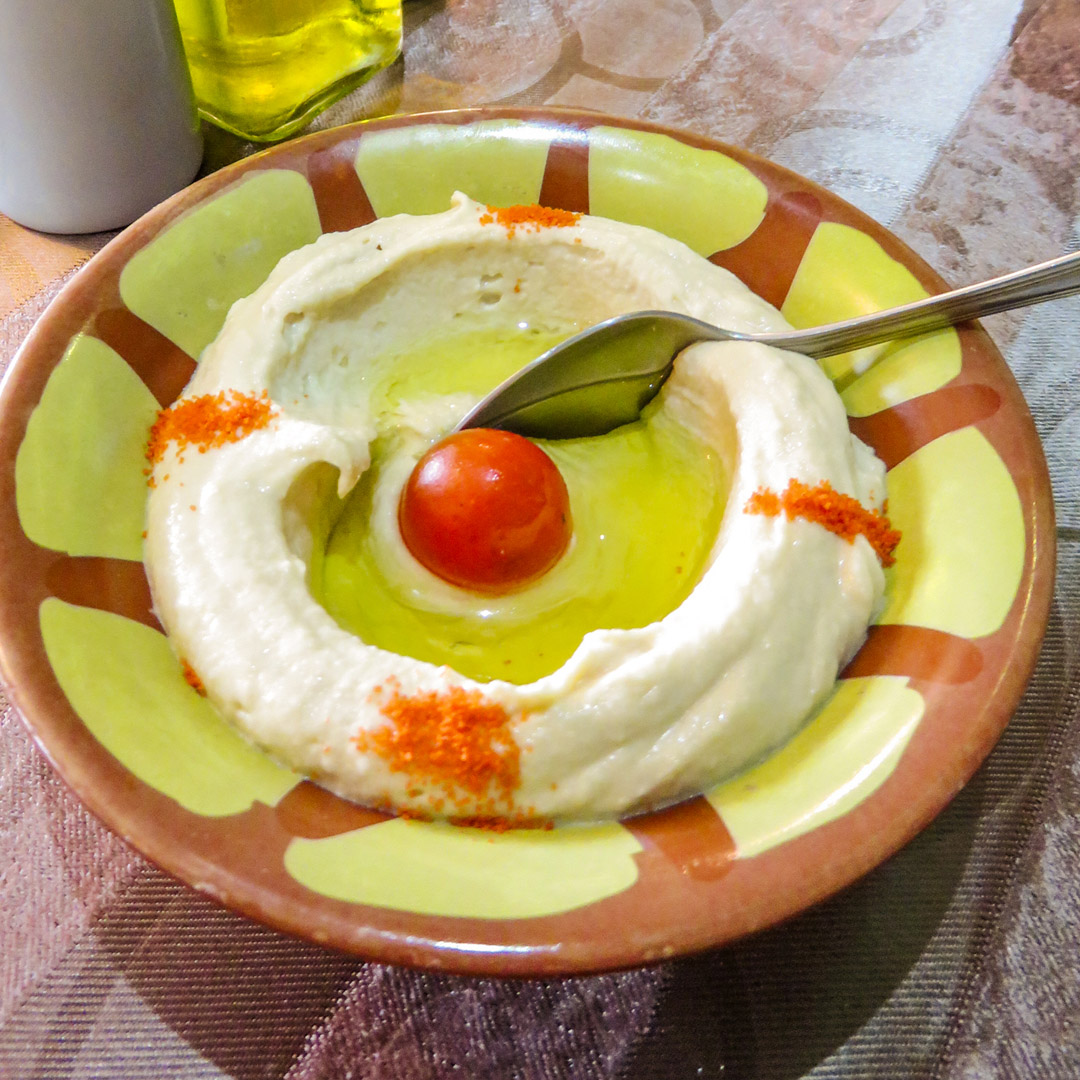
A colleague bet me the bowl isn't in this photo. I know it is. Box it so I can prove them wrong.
[0,108,1054,975]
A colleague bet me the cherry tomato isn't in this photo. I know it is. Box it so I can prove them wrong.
[399,429,572,594]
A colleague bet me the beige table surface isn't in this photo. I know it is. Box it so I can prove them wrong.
[3,1,1080,1076]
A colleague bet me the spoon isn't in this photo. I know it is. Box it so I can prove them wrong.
[457,250,1080,440]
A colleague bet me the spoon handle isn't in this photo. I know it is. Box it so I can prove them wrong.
[762,249,1080,359]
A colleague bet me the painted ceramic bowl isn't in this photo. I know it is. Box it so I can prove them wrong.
[0,109,1054,975]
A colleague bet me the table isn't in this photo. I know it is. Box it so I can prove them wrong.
[2,1,1079,1075]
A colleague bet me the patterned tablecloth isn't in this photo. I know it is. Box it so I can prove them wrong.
[2,1,1080,1076]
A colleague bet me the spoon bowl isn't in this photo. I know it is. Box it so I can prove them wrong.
[457,250,1080,439]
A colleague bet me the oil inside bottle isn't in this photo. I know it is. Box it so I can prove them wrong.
[173,0,402,141]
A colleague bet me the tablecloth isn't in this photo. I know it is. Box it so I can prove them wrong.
[2,0,1079,1075]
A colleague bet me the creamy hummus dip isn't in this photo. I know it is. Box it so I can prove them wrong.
[144,193,888,822]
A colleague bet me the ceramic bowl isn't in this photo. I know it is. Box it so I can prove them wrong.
[0,108,1054,975]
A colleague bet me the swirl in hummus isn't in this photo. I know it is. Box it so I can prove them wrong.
[144,193,890,823]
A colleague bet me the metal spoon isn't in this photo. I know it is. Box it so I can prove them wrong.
[457,250,1080,440]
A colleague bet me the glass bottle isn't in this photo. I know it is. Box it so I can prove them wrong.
[172,0,402,142]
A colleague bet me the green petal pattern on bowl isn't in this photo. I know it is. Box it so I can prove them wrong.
[39,599,300,816]
[355,120,551,218]
[284,818,641,919]
[782,222,962,418]
[879,427,1026,638]
[587,126,767,256]
[119,169,322,359]
[708,677,924,858]
[15,335,157,561]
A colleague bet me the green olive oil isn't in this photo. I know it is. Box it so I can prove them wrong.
[173,0,402,141]
[311,326,725,684]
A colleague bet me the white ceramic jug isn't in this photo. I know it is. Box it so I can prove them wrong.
[0,0,203,234]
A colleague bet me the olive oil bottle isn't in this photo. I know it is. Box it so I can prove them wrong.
[173,0,401,141]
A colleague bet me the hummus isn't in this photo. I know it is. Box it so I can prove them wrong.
[144,193,888,822]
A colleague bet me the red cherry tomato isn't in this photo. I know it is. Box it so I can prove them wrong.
[399,429,572,594]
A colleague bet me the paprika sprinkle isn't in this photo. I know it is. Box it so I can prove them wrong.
[146,390,275,470]
[745,478,901,567]
[180,659,206,696]
[478,203,581,238]
[447,814,554,833]
[352,679,522,818]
